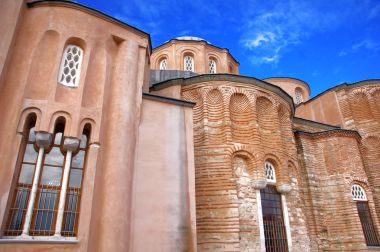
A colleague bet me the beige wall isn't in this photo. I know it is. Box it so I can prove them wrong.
[131,97,196,252]
[264,77,310,104]
[151,40,239,74]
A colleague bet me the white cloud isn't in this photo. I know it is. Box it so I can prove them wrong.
[339,39,379,56]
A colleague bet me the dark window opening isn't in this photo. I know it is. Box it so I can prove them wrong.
[357,202,380,246]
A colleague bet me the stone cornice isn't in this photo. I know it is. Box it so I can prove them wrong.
[294,129,361,142]
[293,117,340,131]
[150,73,295,114]
[142,92,195,107]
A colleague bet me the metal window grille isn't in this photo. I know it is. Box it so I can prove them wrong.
[5,127,37,236]
[260,186,288,252]
[184,56,194,71]
[209,59,216,73]
[58,45,83,87]
[357,202,380,246]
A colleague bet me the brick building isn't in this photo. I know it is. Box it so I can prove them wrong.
[0,0,379,251]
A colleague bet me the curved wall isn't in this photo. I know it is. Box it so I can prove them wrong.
[264,77,310,104]
[151,39,239,74]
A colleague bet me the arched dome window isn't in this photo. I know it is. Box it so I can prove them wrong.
[295,88,303,104]
[184,55,194,72]
[265,161,276,183]
[351,184,380,246]
[159,58,168,70]
[208,59,217,74]
[58,45,83,87]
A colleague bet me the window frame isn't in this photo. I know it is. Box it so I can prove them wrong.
[58,44,83,88]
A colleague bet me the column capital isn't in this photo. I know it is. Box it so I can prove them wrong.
[252,179,267,190]
[63,137,80,152]
[36,132,52,148]
[277,184,292,194]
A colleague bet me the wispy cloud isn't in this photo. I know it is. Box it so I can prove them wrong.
[239,0,380,65]
[339,39,380,56]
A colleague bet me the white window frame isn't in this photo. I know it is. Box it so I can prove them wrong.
[159,58,168,70]
[352,184,367,201]
[265,161,276,183]
[184,55,194,72]
[58,45,83,88]
[208,59,217,74]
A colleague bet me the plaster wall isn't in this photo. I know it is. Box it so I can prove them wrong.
[264,77,310,104]
[131,97,196,252]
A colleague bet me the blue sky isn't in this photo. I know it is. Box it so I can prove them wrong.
[77,0,380,97]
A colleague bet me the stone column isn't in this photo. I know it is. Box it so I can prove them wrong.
[21,132,52,237]
[277,184,292,251]
[54,137,80,236]
[253,179,267,252]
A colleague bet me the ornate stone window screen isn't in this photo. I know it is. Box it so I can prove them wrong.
[184,56,194,71]
[295,89,303,104]
[58,45,83,87]
[352,184,367,201]
[159,58,167,70]
[265,161,276,183]
[209,59,216,73]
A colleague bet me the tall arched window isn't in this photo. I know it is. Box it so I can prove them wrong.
[62,126,91,237]
[58,44,83,87]
[295,88,303,104]
[30,122,65,236]
[208,59,217,74]
[351,184,380,246]
[159,58,168,70]
[5,116,37,236]
[184,55,194,72]
[261,161,288,251]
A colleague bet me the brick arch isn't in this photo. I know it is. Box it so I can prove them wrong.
[48,111,72,136]
[231,150,258,179]
[263,153,288,185]
[349,91,373,123]
[79,118,97,143]
[229,93,255,144]
[204,88,226,144]
[256,96,281,148]
[155,53,169,69]
[182,89,205,146]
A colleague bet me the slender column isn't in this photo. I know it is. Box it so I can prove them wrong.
[253,179,266,252]
[54,138,80,236]
[21,132,52,237]
[278,184,292,251]
[256,189,266,252]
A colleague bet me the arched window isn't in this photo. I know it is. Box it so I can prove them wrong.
[208,59,217,73]
[159,58,168,70]
[184,55,194,72]
[295,88,303,104]
[58,44,83,87]
[62,126,90,237]
[5,118,88,238]
[351,184,380,246]
[261,161,289,251]
[265,161,276,183]
[5,117,37,236]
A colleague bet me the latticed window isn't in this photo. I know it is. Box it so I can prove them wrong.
[58,45,83,87]
[295,88,303,104]
[159,58,167,70]
[260,186,288,252]
[265,161,276,183]
[351,184,380,246]
[184,55,194,71]
[209,59,216,73]
[5,118,89,238]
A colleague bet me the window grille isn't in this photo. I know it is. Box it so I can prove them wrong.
[5,126,37,236]
[159,59,167,70]
[295,89,303,104]
[260,186,288,252]
[209,59,216,73]
[58,45,83,87]
[184,56,194,71]
[265,161,276,183]
[352,184,367,201]
[351,184,380,246]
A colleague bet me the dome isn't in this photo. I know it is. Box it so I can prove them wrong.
[174,36,211,44]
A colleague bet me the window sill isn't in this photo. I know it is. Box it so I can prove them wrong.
[0,236,79,244]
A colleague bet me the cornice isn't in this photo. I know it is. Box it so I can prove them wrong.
[295,129,361,142]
